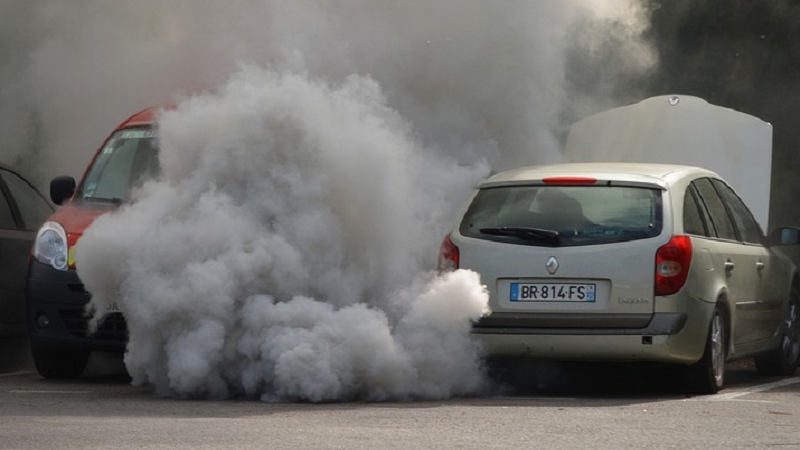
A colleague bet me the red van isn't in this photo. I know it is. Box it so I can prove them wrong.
[27,107,160,378]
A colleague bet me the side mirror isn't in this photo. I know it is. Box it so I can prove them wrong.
[50,176,76,205]
[768,227,800,246]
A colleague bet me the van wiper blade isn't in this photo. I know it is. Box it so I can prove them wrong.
[82,196,123,205]
[480,227,560,245]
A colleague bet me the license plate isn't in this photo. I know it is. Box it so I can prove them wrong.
[510,283,596,302]
[103,301,122,312]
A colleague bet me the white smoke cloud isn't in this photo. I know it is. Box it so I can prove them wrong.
[75,67,490,401]
[1,1,654,184]
[2,1,656,401]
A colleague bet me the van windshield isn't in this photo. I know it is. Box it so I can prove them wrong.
[459,185,663,247]
[78,127,160,204]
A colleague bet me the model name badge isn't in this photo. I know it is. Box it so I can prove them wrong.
[618,297,650,305]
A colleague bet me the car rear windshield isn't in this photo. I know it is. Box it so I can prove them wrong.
[77,127,159,204]
[459,185,663,247]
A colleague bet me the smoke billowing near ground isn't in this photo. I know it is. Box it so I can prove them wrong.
[76,68,492,401]
[1,1,656,401]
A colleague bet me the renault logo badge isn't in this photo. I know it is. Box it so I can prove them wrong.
[546,256,559,275]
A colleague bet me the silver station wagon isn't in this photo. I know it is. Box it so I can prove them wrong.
[439,163,800,394]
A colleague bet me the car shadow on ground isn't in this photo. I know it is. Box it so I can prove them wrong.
[1,337,130,384]
[4,335,783,403]
[0,337,33,373]
[485,359,769,398]
[60,351,131,384]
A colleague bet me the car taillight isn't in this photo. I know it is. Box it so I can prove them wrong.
[438,234,459,273]
[655,235,693,296]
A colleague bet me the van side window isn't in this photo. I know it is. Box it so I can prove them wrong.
[693,178,738,241]
[683,184,709,237]
[711,179,763,244]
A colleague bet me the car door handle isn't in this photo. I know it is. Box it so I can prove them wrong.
[724,261,735,273]
[756,261,765,275]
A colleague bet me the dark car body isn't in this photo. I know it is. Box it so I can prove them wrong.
[0,164,53,337]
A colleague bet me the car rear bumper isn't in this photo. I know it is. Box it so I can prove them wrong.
[472,312,706,364]
[26,259,126,353]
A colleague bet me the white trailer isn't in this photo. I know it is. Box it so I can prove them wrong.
[564,95,772,230]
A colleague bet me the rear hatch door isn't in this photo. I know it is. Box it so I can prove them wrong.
[456,182,665,328]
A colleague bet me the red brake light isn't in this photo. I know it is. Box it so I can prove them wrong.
[543,177,597,184]
[655,235,693,296]
[438,234,459,273]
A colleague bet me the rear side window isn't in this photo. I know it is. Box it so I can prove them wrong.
[460,185,662,247]
[683,185,709,237]
[693,178,738,241]
[712,179,763,244]
[1,169,53,230]
[0,183,15,229]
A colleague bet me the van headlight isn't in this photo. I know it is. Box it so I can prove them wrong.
[33,222,69,271]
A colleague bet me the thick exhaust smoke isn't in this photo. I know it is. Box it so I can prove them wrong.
[2,1,656,400]
[76,68,491,401]
[0,1,654,184]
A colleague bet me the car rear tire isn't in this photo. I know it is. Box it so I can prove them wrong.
[685,304,726,394]
[30,344,90,379]
[754,283,800,376]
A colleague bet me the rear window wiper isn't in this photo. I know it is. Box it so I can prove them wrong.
[479,227,560,245]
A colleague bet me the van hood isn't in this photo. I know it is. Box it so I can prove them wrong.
[48,202,115,237]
